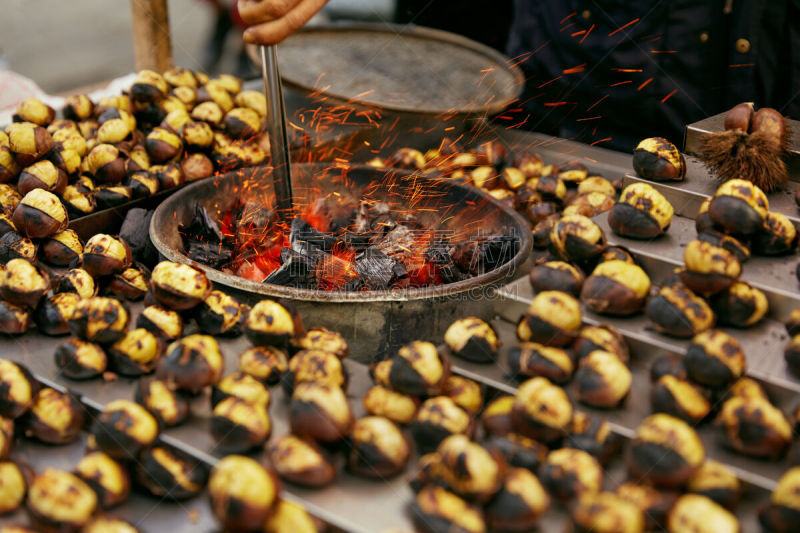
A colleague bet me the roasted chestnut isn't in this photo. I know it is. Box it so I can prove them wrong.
[1,259,49,308]
[558,161,588,185]
[528,261,584,297]
[443,317,499,363]
[283,349,346,396]
[106,266,149,301]
[67,297,129,345]
[615,482,676,531]
[0,301,31,335]
[12,98,54,126]
[348,416,410,479]
[668,494,739,533]
[581,260,651,316]
[753,211,798,256]
[516,290,581,347]
[152,162,185,189]
[686,459,740,510]
[209,455,278,532]
[212,371,270,408]
[12,189,68,239]
[92,399,158,461]
[17,160,66,196]
[718,395,791,459]
[0,360,38,418]
[82,234,131,277]
[697,230,750,263]
[573,324,629,362]
[708,179,769,235]
[632,137,686,181]
[786,334,800,377]
[193,289,244,336]
[759,466,800,533]
[507,342,573,384]
[94,185,132,209]
[268,434,336,487]
[574,350,631,408]
[263,499,325,533]
[75,451,130,508]
[136,304,183,340]
[388,340,449,396]
[82,517,140,533]
[26,469,97,533]
[291,327,349,359]
[144,127,182,163]
[549,214,607,262]
[627,413,705,488]
[483,433,547,473]
[571,491,645,533]
[0,416,11,459]
[245,299,299,347]
[0,186,20,218]
[541,447,602,502]
[191,101,224,126]
[480,396,514,437]
[411,485,486,533]
[130,69,168,101]
[224,107,261,139]
[107,327,163,376]
[211,396,271,453]
[511,377,572,444]
[566,412,620,465]
[684,329,745,388]
[135,378,189,427]
[709,281,768,328]
[6,122,53,166]
[442,375,483,415]
[86,143,125,184]
[40,229,82,267]
[181,152,214,181]
[234,90,266,116]
[647,283,715,338]
[362,385,418,425]
[608,182,674,239]
[135,445,207,500]
[25,388,84,444]
[0,460,28,514]
[181,120,214,150]
[289,382,352,443]
[61,187,96,218]
[156,334,223,394]
[54,338,107,379]
[57,268,96,299]
[238,345,288,385]
[410,396,472,454]
[651,375,711,423]
[0,213,16,237]
[149,261,211,310]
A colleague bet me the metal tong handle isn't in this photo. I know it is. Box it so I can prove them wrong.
[261,45,294,221]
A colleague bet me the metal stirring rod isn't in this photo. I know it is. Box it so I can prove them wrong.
[260,45,294,222]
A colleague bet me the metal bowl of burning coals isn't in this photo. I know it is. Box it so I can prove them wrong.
[150,163,531,359]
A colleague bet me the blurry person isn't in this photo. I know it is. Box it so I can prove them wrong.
[239,0,800,151]
[202,0,256,77]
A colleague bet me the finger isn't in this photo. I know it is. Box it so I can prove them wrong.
[243,0,327,44]
[238,0,301,24]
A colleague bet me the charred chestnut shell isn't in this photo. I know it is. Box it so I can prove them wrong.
[443,317,499,363]
[106,265,150,301]
[237,345,288,385]
[67,297,129,345]
[753,211,798,256]
[540,447,603,502]
[209,455,278,532]
[82,234,132,277]
[135,445,208,500]
[571,491,645,533]
[609,182,675,239]
[75,451,130,508]
[566,412,620,465]
[268,434,336,487]
[480,396,514,438]
[290,327,349,359]
[108,328,164,376]
[211,397,271,453]
[18,160,67,196]
[211,371,270,408]
[786,334,800,377]
[511,377,572,444]
[149,261,211,311]
[0,300,31,335]
[26,468,97,533]
[1,258,49,309]
[668,494,739,533]
[573,324,629,362]
[25,387,84,444]
[411,485,486,533]
[92,400,158,461]
[627,413,705,488]
[516,290,582,347]
[709,281,768,328]
[0,231,36,264]
[389,340,450,396]
[40,229,82,267]
[348,416,411,479]
[615,482,676,531]
[708,179,769,235]
[245,299,300,347]
[759,467,800,533]
[194,289,244,336]
[549,214,607,262]
[718,395,791,459]
[362,384,419,425]
[442,375,483,415]
[785,308,800,337]
[697,230,750,263]
[410,396,473,454]
[156,334,223,394]
[632,137,686,181]
[685,329,745,388]
[681,240,742,296]
[289,382,352,443]
[581,260,651,316]
[0,416,11,459]
[647,284,715,338]
[528,260,584,297]
[54,338,107,380]
[507,342,574,384]
[12,189,68,239]
[574,350,631,408]
[0,360,38,418]
[136,304,183,340]
[435,434,504,504]
[134,378,189,427]
[483,432,547,473]
[651,375,711,423]
[687,459,740,510]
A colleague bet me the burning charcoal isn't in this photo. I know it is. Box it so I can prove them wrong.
[425,240,466,284]
[290,217,338,252]
[119,208,158,268]
[234,201,275,233]
[264,248,316,288]
[354,248,397,290]
[315,252,362,291]
[179,203,233,269]
[454,229,520,276]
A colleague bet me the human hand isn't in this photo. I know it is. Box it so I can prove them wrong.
[238,0,329,45]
